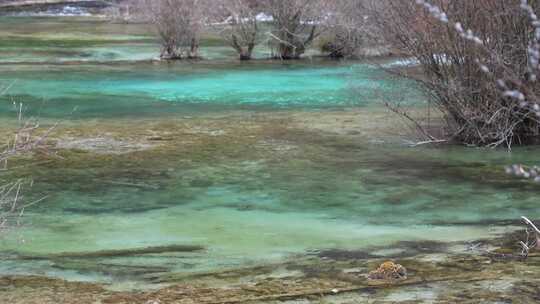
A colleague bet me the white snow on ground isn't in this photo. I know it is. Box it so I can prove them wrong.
[384,58,420,68]
[11,5,91,16]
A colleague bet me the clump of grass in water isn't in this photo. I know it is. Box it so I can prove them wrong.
[0,103,54,235]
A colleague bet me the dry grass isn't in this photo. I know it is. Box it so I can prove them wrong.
[0,82,53,235]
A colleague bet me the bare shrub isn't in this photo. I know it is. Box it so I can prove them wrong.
[264,0,328,59]
[212,0,260,60]
[382,0,540,257]
[372,0,540,147]
[321,0,377,58]
[137,0,206,59]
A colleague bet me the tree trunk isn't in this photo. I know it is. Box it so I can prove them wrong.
[189,38,199,59]
[239,52,252,60]
[231,35,253,60]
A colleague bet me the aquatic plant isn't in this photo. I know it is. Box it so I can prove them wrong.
[519,216,540,257]
[0,83,53,235]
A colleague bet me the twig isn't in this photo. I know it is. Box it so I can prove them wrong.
[404,139,448,147]
[520,216,540,253]
[522,216,540,234]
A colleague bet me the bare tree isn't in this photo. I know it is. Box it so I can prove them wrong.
[212,0,260,60]
[137,0,206,59]
[264,0,328,59]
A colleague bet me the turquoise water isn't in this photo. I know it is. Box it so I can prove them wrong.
[0,62,410,118]
[1,16,539,290]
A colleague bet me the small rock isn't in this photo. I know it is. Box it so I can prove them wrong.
[147,136,173,141]
[368,261,407,281]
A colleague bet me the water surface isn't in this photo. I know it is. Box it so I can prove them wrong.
[0,16,539,290]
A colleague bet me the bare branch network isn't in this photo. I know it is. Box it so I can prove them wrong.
[370,0,540,148]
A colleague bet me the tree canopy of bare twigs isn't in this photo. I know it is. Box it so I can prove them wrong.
[212,0,260,60]
[371,0,540,148]
[321,0,376,58]
[264,0,328,59]
[137,0,206,59]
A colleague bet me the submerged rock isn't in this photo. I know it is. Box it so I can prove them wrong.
[368,261,407,281]
[56,137,155,155]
